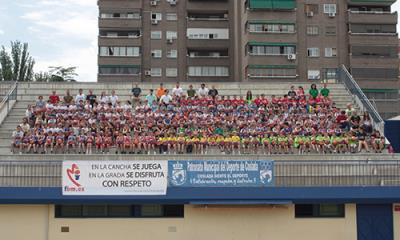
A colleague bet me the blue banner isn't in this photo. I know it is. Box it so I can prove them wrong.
[168,160,274,187]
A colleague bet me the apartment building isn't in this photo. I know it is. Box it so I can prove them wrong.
[98,0,399,118]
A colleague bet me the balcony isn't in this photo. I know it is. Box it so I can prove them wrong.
[98,36,142,46]
[98,0,142,9]
[98,56,142,66]
[247,55,297,66]
[349,34,398,45]
[99,17,142,29]
[349,55,399,71]
[247,33,297,44]
[348,10,397,24]
[248,0,296,10]
[187,0,229,11]
[347,0,396,6]
[187,56,230,66]
[187,39,230,49]
[98,74,142,83]
[187,18,229,28]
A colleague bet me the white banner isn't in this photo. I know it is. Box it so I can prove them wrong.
[62,161,167,196]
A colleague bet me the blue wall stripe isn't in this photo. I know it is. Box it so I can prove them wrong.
[0,187,399,204]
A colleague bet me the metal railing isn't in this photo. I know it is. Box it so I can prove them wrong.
[338,65,385,134]
[0,81,18,125]
[0,82,14,100]
[0,160,399,187]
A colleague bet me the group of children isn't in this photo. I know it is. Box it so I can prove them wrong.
[11,85,386,155]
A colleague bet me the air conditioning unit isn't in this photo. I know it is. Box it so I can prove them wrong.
[167,38,173,44]
[151,19,158,25]
[288,54,296,60]
[306,11,314,17]
[328,12,336,17]
[145,70,152,76]
[150,0,158,6]
[169,0,177,5]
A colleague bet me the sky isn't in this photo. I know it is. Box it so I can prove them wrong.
[0,0,399,82]
[0,0,98,82]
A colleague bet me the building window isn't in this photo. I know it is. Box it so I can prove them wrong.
[295,204,345,218]
[166,31,178,39]
[151,50,162,58]
[307,48,320,57]
[350,24,396,34]
[325,26,336,35]
[325,48,337,57]
[308,70,321,80]
[55,205,184,218]
[323,4,337,14]
[248,23,295,33]
[248,67,296,78]
[187,28,229,39]
[167,50,178,58]
[151,12,162,21]
[166,13,177,21]
[166,68,178,77]
[151,68,162,77]
[99,65,140,75]
[100,12,140,19]
[249,45,295,56]
[323,68,337,81]
[99,46,140,57]
[188,66,229,77]
[306,25,319,35]
[151,31,162,39]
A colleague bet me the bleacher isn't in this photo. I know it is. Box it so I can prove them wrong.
[0,81,387,157]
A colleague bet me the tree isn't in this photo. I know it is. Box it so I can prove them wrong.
[34,71,52,82]
[48,66,78,82]
[0,41,35,81]
[0,47,13,81]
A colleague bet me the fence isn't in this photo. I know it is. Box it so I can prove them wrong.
[0,160,399,187]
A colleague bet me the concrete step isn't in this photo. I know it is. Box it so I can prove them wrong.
[0,148,396,161]
[16,82,347,90]
[16,92,352,101]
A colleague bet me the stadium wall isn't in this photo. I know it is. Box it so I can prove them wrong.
[0,204,358,240]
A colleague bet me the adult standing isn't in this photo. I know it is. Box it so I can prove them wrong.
[131,84,142,106]
[187,84,196,98]
[75,89,86,103]
[109,90,119,106]
[160,89,172,105]
[63,90,73,105]
[146,89,157,107]
[208,85,219,99]
[171,82,184,98]
[308,84,318,99]
[197,83,209,97]
[49,91,60,104]
[156,83,166,100]
[86,89,97,107]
